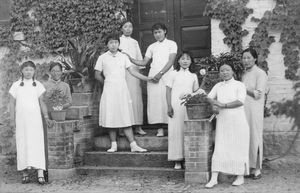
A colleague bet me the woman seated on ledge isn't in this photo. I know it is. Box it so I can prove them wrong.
[205,63,250,188]
[43,62,72,111]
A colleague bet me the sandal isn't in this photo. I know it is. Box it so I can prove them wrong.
[22,176,30,184]
[38,177,46,185]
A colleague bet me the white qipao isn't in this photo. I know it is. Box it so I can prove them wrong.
[95,51,134,128]
[9,79,46,171]
[166,69,198,160]
[119,35,144,125]
[145,38,177,124]
[208,78,250,175]
[242,65,268,169]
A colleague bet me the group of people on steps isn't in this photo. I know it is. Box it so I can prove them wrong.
[9,21,267,188]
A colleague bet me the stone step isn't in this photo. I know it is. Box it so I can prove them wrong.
[94,135,168,151]
[71,92,93,106]
[84,151,173,168]
[66,105,91,120]
[76,166,184,179]
[94,126,168,137]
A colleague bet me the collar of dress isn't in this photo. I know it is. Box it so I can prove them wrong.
[157,38,168,44]
[221,77,235,85]
[179,67,189,73]
[108,51,119,57]
[50,79,61,84]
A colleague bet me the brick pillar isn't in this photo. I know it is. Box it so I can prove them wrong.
[184,119,214,183]
[47,120,77,180]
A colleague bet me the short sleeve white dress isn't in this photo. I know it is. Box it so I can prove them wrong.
[145,38,177,124]
[9,79,46,171]
[94,51,134,128]
[207,78,250,175]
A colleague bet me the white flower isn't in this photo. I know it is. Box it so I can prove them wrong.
[199,69,206,76]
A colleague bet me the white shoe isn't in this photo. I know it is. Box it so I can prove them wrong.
[130,141,147,152]
[156,128,164,137]
[174,162,182,170]
[232,176,244,186]
[135,128,147,135]
[107,142,117,152]
[205,181,218,189]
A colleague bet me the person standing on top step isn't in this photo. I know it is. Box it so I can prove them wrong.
[166,51,205,169]
[119,20,146,136]
[95,33,152,153]
[126,23,177,137]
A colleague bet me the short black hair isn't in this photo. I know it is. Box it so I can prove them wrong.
[105,33,120,45]
[49,62,63,71]
[174,51,196,73]
[120,20,133,29]
[242,47,258,64]
[151,23,167,35]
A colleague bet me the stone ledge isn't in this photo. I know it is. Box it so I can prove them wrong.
[48,168,76,181]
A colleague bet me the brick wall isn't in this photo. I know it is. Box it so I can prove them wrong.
[184,119,214,183]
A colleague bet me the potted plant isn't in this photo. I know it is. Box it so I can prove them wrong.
[58,35,105,93]
[48,88,68,121]
[182,94,213,120]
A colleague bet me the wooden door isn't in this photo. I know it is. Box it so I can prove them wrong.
[132,0,210,58]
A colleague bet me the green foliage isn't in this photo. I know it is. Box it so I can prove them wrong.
[196,53,244,92]
[0,0,133,124]
[204,0,252,53]
[185,94,208,105]
[58,35,106,81]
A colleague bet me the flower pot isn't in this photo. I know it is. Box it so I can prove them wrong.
[50,110,67,121]
[186,102,213,120]
[69,78,94,93]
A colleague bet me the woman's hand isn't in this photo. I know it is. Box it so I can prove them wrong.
[212,100,225,108]
[45,118,54,128]
[167,106,174,118]
[153,72,163,83]
[212,105,219,114]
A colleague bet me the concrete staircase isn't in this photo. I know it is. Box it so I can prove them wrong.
[76,127,185,179]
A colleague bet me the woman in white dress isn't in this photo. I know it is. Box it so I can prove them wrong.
[94,34,151,153]
[126,23,177,137]
[205,63,250,188]
[9,61,52,184]
[166,51,204,169]
[242,48,268,179]
[119,20,146,135]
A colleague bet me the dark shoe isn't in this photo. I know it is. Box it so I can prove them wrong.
[38,177,46,185]
[22,176,30,184]
[252,174,262,180]
[245,174,254,178]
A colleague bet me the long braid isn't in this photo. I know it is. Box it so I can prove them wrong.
[32,76,36,86]
[20,74,24,86]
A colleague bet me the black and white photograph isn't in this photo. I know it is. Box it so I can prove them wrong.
[0,0,299,192]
